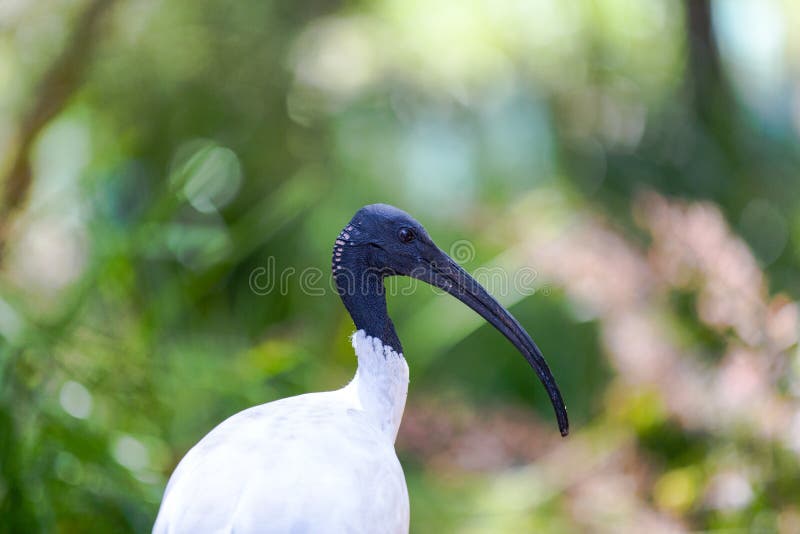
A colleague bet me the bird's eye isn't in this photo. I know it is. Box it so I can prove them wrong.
[398,227,415,244]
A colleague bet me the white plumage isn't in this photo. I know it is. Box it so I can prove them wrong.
[154,331,410,534]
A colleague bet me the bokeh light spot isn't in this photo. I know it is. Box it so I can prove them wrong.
[113,435,150,472]
[653,467,700,513]
[59,380,93,420]
[170,140,242,213]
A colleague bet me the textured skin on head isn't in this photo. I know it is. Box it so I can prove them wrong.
[331,224,353,273]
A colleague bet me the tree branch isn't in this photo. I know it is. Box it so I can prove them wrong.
[0,0,117,257]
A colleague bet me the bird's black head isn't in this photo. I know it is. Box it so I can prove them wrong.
[332,204,436,281]
[333,203,569,436]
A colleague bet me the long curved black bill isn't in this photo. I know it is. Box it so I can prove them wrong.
[413,250,569,436]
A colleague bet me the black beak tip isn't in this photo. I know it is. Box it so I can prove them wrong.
[556,407,569,437]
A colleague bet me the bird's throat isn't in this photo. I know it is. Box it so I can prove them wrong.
[333,237,403,354]
[336,272,403,355]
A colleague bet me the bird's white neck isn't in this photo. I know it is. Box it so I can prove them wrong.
[346,330,409,443]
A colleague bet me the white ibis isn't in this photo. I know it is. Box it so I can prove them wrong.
[153,204,568,533]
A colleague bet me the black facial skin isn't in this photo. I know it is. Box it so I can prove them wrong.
[333,204,569,436]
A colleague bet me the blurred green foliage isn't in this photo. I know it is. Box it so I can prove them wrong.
[1,0,799,532]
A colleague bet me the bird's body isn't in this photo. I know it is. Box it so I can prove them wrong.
[154,204,568,533]
[154,332,410,533]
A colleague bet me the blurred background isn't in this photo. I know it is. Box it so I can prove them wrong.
[1,0,799,532]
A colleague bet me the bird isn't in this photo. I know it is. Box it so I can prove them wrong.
[153,204,568,534]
